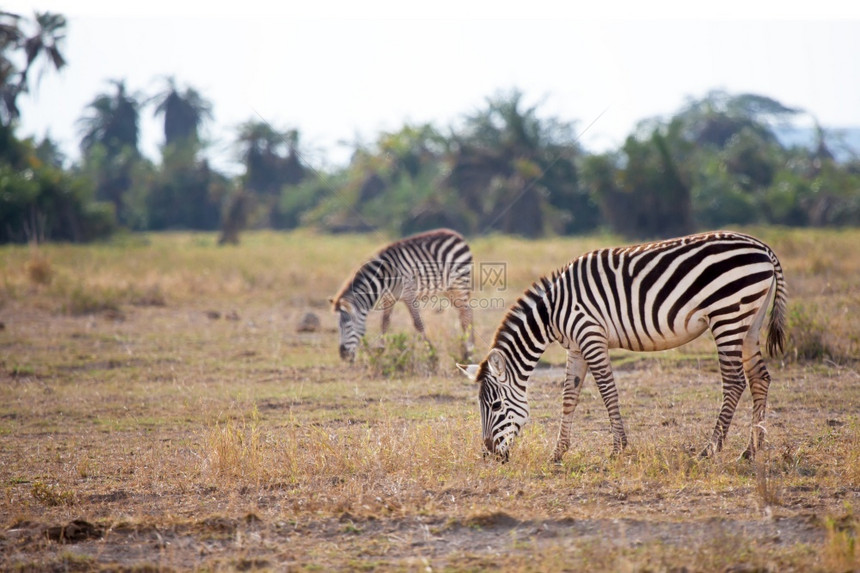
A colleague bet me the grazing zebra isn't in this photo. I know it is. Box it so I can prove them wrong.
[331,228,475,362]
[458,231,787,462]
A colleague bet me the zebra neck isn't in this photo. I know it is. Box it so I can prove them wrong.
[494,280,556,384]
[350,258,390,312]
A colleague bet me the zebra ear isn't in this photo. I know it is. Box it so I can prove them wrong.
[487,349,506,379]
[456,363,479,381]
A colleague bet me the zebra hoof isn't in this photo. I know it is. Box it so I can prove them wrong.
[698,444,716,459]
[739,448,755,461]
[483,450,509,464]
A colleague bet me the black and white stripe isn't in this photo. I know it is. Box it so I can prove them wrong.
[331,228,475,362]
[459,231,787,462]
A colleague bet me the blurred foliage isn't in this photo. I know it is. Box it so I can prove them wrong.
[582,91,860,238]
[583,125,694,239]
[0,147,115,242]
[1,13,860,244]
[145,143,226,231]
[0,10,114,243]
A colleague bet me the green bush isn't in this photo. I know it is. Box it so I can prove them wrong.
[0,163,116,243]
[360,333,439,377]
[786,304,831,362]
[63,284,122,316]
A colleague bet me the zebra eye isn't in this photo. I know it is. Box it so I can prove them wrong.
[490,400,503,412]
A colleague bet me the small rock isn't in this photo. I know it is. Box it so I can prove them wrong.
[297,312,321,333]
[45,519,103,543]
[205,310,221,320]
[103,309,125,321]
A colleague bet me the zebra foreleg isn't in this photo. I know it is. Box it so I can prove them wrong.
[701,342,747,458]
[381,304,394,335]
[585,344,628,456]
[552,350,588,463]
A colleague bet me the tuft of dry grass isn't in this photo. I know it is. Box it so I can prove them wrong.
[61,283,123,316]
[24,246,53,286]
[30,481,76,507]
[823,508,859,571]
[206,407,266,483]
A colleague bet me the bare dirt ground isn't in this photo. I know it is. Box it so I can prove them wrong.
[1,300,857,572]
[1,231,858,571]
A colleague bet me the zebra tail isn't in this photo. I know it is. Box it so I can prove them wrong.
[766,258,788,358]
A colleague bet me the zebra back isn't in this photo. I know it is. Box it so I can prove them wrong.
[489,231,787,374]
[332,228,472,312]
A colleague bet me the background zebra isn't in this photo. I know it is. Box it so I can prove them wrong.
[331,228,475,362]
[458,231,787,462]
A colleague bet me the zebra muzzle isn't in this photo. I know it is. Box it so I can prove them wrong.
[484,438,509,463]
[339,345,355,362]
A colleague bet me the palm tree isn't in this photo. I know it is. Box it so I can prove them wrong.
[152,76,213,146]
[0,10,66,127]
[78,79,141,157]
[0,12,22,124]
[77,80,144,224]
[18,12,66,94]
[235,119,304,195]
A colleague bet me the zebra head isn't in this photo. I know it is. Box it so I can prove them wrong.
[330,295,368,362]
[458,348,529,462]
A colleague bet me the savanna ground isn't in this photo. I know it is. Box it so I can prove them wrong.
[1,228,858,572]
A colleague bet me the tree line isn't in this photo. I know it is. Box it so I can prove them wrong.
[2,10,859,244]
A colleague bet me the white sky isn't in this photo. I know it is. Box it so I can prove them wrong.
[6,1,860,174]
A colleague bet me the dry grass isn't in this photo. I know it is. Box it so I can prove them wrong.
[24,244,53,286]
[0,228,858,571]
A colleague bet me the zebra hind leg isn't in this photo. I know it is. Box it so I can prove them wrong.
[740,356,771,461]
[700,340,747,458]
[449,289,475,361]
[402,295,435,353]
[740,312,773,460]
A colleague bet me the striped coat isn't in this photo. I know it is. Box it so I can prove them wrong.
[331,229,475,362]
[459,231,787,462]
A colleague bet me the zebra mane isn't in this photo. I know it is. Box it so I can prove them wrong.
[384,227,463,247]
[489,266,566,350]
[331,257,385,308]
